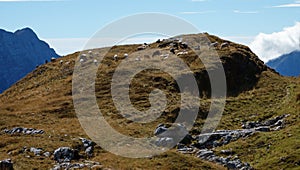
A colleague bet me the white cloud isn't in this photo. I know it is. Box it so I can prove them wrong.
[272,0,300,8]
[180,10,216,14]
[233,10,259,14]
[249,22,300,62]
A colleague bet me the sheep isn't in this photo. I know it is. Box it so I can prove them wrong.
[209,42,219,48]
[137,45,147,51]
[113,54,118,61]
[124,53,128,58]
[79,59,85,63]
[51,57,56,62]
[177,51,189,56]
[220,42,229,49]
[135,57,141,61]
[88,51,93,58]
[160,54,169,60]
[93,59,98,65]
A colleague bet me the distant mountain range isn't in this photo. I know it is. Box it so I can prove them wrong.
[0,27,59,93]
[266,50,300,77]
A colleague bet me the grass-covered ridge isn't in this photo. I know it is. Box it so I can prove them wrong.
[0,33,299,169]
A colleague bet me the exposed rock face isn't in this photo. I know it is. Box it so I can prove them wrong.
[0,28,59,93]
[53,147,79,163]
[175,114,289,169]
[3,127,44,135]
[0,159,13,170]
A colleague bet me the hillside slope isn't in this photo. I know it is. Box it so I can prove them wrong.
[0,33,299,169]
[0,28,60,93]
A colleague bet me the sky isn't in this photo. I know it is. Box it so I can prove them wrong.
[1,0,300,62]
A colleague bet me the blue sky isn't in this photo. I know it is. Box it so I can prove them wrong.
[1,0,300,61]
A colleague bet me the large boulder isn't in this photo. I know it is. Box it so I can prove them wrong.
[0,159,13,170]
[53,147,79,163]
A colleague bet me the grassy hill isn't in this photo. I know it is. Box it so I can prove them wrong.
[0,33,299,169]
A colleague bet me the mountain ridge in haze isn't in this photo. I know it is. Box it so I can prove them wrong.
[266,50,300,76]
[0,27,60,93]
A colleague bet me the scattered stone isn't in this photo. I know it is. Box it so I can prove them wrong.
[0,159,13,170]
[195,129,254,149]
[154,124,167,136]
[53,147,79,163]
[255,126,270,132]
[30,147,43,156]
[175,115,288,170]
[154,137,174,148]
[220,149,234,155]
[43,152,51,157]
[153,123,193,147]
[195,149,253,170]
[242,114,289,130]
[91,164,104,170]
[3,127,44,135]
[52,161,101,170]
[79,138,95,157]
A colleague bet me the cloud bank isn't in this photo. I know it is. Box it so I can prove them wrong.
[272,0,300,8]
[249,22,300,62]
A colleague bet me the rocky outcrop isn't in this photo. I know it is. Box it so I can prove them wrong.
[0,28,60,93]
[53,147,79,163]
[0,159,13,170]
[79,138,95,157]
[52,161,102,170]
[3,127,44,135]
[173,114,289,169]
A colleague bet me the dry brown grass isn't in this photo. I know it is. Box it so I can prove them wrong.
[0,33,299,169]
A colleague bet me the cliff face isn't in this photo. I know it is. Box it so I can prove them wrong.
[0,27,59,93]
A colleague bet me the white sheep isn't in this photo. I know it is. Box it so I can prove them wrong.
[160,54,169,60]
[209,42,219,48]
[79,59,85,63]
[88,51,93,58]
[124,53,128,58]
[113,54,118,61]
[177,51,188,56]
[93,59,98,65]
[135,57,141,61]
[220,42,229,49]
[51,57,56,62]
